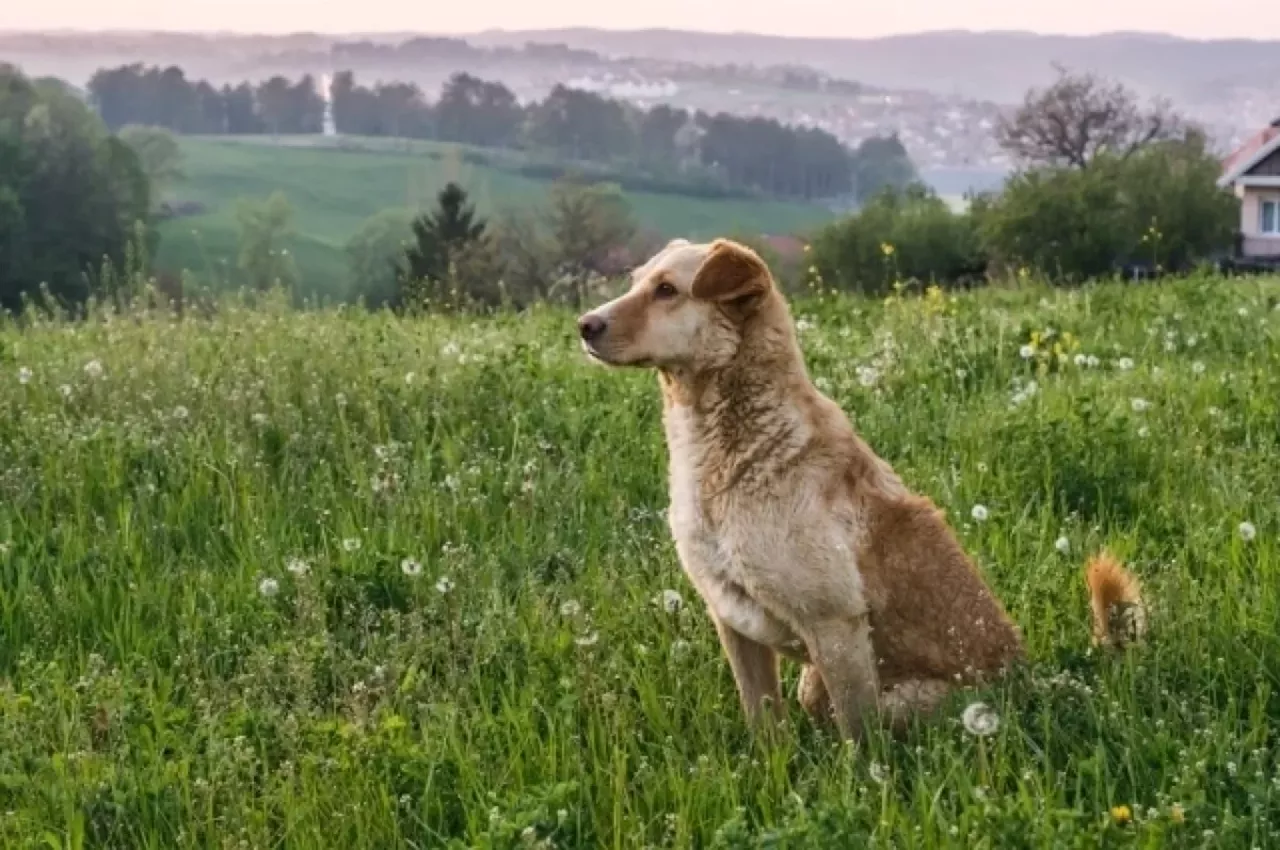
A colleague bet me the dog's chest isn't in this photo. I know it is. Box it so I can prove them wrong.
[665,429,806,656]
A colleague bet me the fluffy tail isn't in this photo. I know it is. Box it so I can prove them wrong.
[1084,550,1146,649]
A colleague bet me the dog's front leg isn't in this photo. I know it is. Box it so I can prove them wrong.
[712,616,783,727]
[802,615,881,741]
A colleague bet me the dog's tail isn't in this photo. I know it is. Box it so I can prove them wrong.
[1084,550,1146,649]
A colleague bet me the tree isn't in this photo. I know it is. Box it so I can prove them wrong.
[433,73,522,148]
[118,125,184,203]
[398,183,488,298]
[996,67,1188,170]
[546,178,636,284]
[1,64,153,311]
[851,135,917,202]
[235,191,297,291]
[345,208,414,307]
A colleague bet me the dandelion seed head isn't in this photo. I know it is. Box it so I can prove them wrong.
[285,557,310,576]
[961,701,1000,736]
[17,367,32,385]
[971,504,989,522]
[400,558,422,577]
[1055,536,1071,555]
[83,359,104,379]
[435,575,455,594]
[1239,522,1257,542]
[258,577,279,598]
[1118,357,1135,371]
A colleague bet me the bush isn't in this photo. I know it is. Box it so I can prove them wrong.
[345,208,415,307]
[809,184,986,295]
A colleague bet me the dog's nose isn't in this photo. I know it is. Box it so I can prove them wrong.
[578,313,607,342]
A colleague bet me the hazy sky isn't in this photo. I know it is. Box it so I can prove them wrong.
[5,0,1279,40]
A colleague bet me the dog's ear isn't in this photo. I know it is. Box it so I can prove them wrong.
[690,240,772,307]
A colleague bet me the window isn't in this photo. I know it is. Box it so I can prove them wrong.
[1263,199,1280,235]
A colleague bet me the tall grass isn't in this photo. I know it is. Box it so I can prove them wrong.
[1,276,1278,847]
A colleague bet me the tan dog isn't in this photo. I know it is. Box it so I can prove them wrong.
[577,238,1144,740]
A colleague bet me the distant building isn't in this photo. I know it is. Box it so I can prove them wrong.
[1218,117,1280,260]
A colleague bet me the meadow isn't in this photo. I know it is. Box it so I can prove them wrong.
[154,137,834,300]
[1,274,1279,847]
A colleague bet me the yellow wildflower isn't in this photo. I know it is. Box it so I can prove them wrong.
[1110,805,1132,824]
[1170,804,1185,824]
[881,242,895,257]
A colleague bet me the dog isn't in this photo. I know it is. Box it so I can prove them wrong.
[577,237,1145,740]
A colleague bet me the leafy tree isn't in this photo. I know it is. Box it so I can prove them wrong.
[996,67,1188,170]
[851,135,917,201]
[398,183,488,297]
[525,85,636,162]
[546,178,636,285]
[235,191,298,291]
[345,208,414,307]
[433,73,522,148]
[118,125,184,202]
[1,64,153,311]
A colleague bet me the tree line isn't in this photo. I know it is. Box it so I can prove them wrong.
[86,65,915,203]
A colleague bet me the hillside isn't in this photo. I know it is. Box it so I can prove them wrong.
[156,136,833,299]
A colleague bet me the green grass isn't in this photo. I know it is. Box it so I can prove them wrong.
[156,137,833,300]
[2,275,1279,847]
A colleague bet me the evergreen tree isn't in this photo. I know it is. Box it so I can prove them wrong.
[400,183,485,283]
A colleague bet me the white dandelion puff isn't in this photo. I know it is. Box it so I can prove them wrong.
[1073,353,1087,367]
[1192,362,1205,375]
[251,412,269,427]
[1019,344,1035,360]
[258,577,280,598]
[341,537,361,552]
[400,558,422,577]
[285,557,310,576]
[574,631,599,647]
[1117,357,1135,371]
[59,384,72,399]
[1239,522,1257,543]
[173,405,190,421]
[1054,536,1071,555]
[1086,354,1100,368]
[83,359,104,379]
[1130,398,1151,412]
[435,575,455,594]
[971,504,989,522]
[658,589,684,613]
[17,367,32,385]
[559,599,582,618]
[961,701,1000,737]
[868,761,889,784]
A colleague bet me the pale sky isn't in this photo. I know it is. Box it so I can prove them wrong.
[3,0,1279,40]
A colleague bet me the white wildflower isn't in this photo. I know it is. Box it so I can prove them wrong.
[435,575,455,594]
[658,589,684,613]
[961,701,1000,737]
[441,341,460,357]
[1237,306,1249,317]
[258,577,280,598]
[17,367,32,384]
[1054,536,1071,555]
[1073,354,1087,367]
[574,631,599,647]
[173,405,189,421]
[341,537,361,552]
[59,384,72,399]
[1238,522,1257,543]
[1086,354,1100,368]
[404,371,416,385]
[335,393,348,407]
[400,558,422,577]
[795,317,815,333]
[1137,426,1150,438]
[868,761,889,784]
[856,365,879,388]
[1117,357,1135,371]
[670,639,690,658]
[83,359,104,379]
[285,557,310,576]
[251,413,268,426]
[1130,398,1151,412]
[1019,344,1035,360]
[559,599,582,618]
[971,504,989,522]
[1192,361,1205,375]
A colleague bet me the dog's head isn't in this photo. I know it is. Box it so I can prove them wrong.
[576,238,779,372]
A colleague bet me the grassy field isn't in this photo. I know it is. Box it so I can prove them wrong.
[155,137,834,301]
[2,275,1279,847]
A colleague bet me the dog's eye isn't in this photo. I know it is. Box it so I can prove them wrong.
[654,281,678,299]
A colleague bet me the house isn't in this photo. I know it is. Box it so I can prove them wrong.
[1218,118,1280,260]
